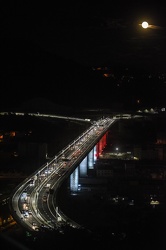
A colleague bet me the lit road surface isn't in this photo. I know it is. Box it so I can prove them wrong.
[9,117,117,232]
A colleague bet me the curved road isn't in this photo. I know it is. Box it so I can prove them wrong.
[9,116,117,233]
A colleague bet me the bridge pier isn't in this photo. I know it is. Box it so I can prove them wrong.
[70,132,108,193]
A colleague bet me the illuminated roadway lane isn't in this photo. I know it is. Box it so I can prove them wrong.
[9,117,117,232]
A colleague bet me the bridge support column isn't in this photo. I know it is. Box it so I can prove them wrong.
[79,156,88,177]
[96,132,108,158]
[69,131,109,193]
[70,167,79,193]
[87,148,95,169]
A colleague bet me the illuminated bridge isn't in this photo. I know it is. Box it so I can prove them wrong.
[9,116,117,232]
[70,132,107,193]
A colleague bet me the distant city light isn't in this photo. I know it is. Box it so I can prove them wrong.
[115,147,119,151]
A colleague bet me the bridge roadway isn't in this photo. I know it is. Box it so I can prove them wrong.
[9,117,117,233]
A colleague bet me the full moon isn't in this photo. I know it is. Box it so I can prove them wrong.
[142,21,149,29]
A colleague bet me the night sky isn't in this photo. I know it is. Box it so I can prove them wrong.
[1,2,166,111]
